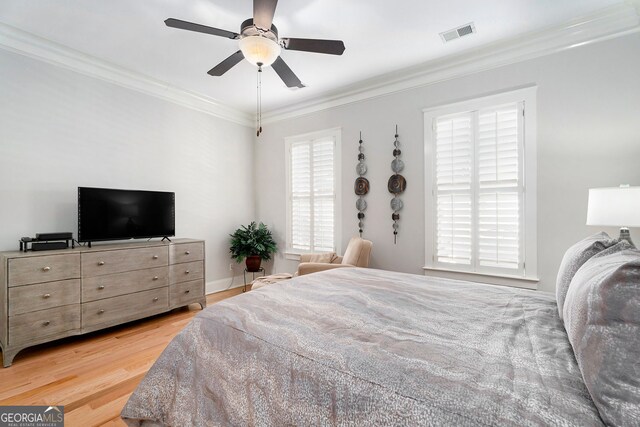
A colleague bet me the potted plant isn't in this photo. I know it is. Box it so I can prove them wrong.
[229,222,278,272]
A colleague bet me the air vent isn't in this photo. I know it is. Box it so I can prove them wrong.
[440,22,476,43]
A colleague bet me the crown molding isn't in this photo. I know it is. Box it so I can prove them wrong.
[1,3,638,128]
[262,3,640,124]
[0,22,254,127]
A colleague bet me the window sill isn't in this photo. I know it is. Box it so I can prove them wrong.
[422,266,539,290]
[285,250,337,261]
[284,252,302,261]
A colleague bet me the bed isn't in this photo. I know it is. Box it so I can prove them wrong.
[121,267,606,426]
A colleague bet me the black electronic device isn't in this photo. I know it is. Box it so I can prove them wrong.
[31,241,69,251]
[36,232,73,241]
[20,233,75,252]
[77,187,175,246]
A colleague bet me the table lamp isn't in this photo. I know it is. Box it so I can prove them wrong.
[587,185,640,247]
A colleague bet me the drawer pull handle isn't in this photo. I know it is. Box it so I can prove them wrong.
[42,321,50,327]
[98,261,105,266]
[98,309,105,314]
[185,270,190,274]
[43,266,51,272]
[153,297,159,302]
[185,251,191,255]
[185,290,191,294]
[43,293,51,299]
[153,255,159,260]
[98,285,105,290]
[153,276,159,281]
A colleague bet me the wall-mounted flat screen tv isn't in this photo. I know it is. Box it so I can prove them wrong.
[78,187,175,244]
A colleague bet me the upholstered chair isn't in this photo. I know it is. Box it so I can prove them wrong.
[296,236,373,276]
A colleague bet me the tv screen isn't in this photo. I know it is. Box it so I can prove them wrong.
[78,187,175,243]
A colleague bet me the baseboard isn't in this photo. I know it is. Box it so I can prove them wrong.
[205,275,245,295]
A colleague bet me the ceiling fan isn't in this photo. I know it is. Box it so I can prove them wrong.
[164,0,346,89]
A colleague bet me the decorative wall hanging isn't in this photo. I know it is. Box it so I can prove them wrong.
[354,132,369,236]
[388,125,406,243]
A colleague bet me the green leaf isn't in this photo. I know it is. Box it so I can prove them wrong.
[229,221,278,261]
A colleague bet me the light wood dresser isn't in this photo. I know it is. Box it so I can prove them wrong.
[0,238,205,367]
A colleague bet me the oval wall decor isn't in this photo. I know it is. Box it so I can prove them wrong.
[354,177,370,196]
[387,174,406,194]
[354,132,368,236]
[388,125,406,244]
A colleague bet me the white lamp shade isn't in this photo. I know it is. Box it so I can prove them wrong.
[586,186,640,227]
[239,36,281,67]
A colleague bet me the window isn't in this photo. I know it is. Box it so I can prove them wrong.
[285,128,341,258]
[424,88,537,280]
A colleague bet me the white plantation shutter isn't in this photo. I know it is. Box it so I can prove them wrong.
[291,143,311,250]
[435,115,473,265]
[433,102,524,275]
[477,104,522,270]
[288,136,337,253]
[312,140,335,252]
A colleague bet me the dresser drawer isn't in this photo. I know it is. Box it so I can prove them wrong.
[9,305,80,346]
[169,261,204,284]
[9,279,80,316]
[82,287,168,330]
[82,266,168,302]
[82,246,168,277]
[170,279,204,308]
[170,242,204,265]
[8,254,80,287]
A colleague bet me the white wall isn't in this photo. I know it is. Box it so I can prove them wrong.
[0,49,255,291]
[255,33,640,293]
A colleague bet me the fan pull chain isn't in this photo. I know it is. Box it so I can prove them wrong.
[256,63,263,137]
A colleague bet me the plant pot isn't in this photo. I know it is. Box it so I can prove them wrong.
[245,255,262,272]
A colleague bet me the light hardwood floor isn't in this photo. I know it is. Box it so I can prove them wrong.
[0,287,245,426]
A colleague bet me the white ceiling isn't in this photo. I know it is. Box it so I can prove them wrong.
[0,0,628,113]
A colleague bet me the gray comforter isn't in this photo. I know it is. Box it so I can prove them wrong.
[121,268,603,426]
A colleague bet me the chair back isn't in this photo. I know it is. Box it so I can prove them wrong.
[341,237,373,267]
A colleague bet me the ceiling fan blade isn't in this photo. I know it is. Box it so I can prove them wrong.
[253,0,278,30]
[282,38,346,55]
[207,51,245,76]
[165,18,239,40]
[272,56,305,88]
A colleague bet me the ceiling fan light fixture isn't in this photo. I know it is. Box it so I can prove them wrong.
[239,36,281,67]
